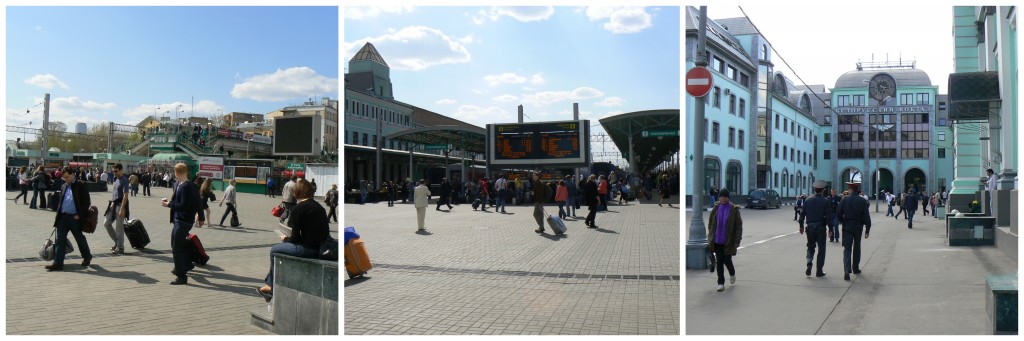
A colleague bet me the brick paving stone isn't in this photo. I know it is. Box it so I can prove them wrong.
[6,187,338,334]
[344,199,679,335]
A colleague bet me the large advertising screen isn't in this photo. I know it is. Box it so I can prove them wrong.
[273,115,320,155]
[487,120,589,167]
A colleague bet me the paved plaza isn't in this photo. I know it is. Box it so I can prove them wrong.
[686,203,1017,334]
[5,185,338,334]
[343,197,681,335]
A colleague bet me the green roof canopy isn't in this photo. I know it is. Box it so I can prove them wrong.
[598,109,680,173]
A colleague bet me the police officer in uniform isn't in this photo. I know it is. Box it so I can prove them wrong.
[799,180,833,277]
[836,182,872,281]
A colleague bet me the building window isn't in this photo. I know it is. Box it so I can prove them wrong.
[824,133,830,142]
[901,93,914,105]
[824,150,831,159]
[712,122,720,144]
[939,118,947,126]
[713,87,721,107]
[727,162,742,194]
[853,95,866,107]
[837,95,851,107]
[738,99,746,118]
[916,93,930,105]
[729,95,737,114]
[939,101,947,110]
[728,127,736,148]
[705,158,721,193]
[727,65,737,81]
[362,133,368,146]
[351,131,358,144]
[704,119,709,142]
[775,114,780,129]
[738,130,745,150]
[938,148,946,158]
[783,118,788,132]
[791,122,795,135]
[713,57,724,74]
[938,131,946,141]
[761,44,769,60]
[740,73,750,87]
[774,143,779,158]
[774,172,778,187]
[783,145,787,160]
[791,148,795,162]
[372,135,377,147]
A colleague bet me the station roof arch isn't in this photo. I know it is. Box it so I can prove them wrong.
[384,125,488,155]
[598,109,680,173]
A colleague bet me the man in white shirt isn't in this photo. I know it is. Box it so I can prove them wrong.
[494,175,508,213]
[218,179,238,227]
[280,176,297,223]
[414,179,430,233]
[986,168,998,214]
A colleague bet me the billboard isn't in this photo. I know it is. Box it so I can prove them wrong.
[487,120,589,167]
[273,115,321,155]
[197,156,224,179]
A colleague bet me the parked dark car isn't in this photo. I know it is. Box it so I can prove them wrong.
[746,188,781,209]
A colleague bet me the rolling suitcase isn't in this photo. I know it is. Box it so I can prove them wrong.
[472,199,481,210]
[187,233,210,265]
[546,211,567,235]
[345,238,372,279]
[229,214,241,227]
[124,218,150,249]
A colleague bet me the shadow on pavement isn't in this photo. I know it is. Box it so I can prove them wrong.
[344,276,371,287]
[540,233,567,241]
[593,227,619,234]
[80,264,160,284]
[189,273,266,298]
[202,227,257,234]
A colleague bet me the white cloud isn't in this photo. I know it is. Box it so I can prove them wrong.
[345,26,472,71]
[492,94,519,102]
[121,100,225,123]
[345,6,414,20]
[25,74,69,90]
[521,87,605,107]
[595,96,625,107]
[457,35,475,44]
[436,98,457,105]
[483,72,545,87]
[453,105,511,123]
[585,6,653,34]
[472,6,555,24]
[231,67,338,102]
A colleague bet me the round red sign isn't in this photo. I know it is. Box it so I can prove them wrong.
[686,67,714,97]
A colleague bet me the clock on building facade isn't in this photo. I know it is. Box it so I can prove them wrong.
[869,73,897,103]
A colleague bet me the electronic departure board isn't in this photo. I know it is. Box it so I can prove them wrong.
[487,120,589,166]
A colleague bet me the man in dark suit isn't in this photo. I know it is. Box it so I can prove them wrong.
[47,167,94,271]
[903,187,920,229]
[836,182,871,281]
[584,174,600,228]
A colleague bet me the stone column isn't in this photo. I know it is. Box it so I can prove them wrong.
[949,122,983,213]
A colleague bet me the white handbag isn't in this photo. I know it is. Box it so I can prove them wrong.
[38,228,73,261]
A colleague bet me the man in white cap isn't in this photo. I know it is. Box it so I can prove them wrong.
[798,180,833,277]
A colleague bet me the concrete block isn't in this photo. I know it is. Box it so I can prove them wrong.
[294,292,321,334]
[322,265,339,301]
[985,274,1018,335]
[993,190,1012,226]
[273,287,299,334]
[1011,190,1018,235]
[323,300,339,335]
[947,216,995,246]
[995,227,1018,264]
[275,254,325,298]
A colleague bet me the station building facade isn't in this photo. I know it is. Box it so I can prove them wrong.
[344,42,480,187]
[685,6,955,204]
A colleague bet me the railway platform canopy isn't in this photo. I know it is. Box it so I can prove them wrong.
[598,109,680,173]
[384,125,488,156]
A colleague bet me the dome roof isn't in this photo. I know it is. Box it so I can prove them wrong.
[834,69,932,89]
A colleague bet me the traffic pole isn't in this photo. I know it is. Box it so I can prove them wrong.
[686,6,710,269]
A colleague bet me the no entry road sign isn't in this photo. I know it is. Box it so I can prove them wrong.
[686,67,714,97]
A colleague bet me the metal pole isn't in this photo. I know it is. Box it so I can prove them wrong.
[375,115,382,187]
[686,6,710,270]
[41,93,50,165]
[874,114,879,212]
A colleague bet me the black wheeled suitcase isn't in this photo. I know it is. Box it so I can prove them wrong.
[187,233,210,265]
[230,215,241,227]
[124,218,151,249]
[472,199,481,210]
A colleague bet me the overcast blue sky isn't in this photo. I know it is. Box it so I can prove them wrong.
[344,6,680,164]
[6,6,338,134]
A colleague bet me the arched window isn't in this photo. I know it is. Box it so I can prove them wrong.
[761,44,769,60]
[727,161,742,194]
[705,158,721,194]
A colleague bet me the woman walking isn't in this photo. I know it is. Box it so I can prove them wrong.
[707,189,743,292]
[555,180,568,219]
[199,178,215,226]
[14,166,29,204]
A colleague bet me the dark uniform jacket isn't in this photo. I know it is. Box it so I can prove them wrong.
[904,192,920,211]
[799,194,833,227]
[836,192,872,234]
[53,179,91,227]
[584,180,599,206]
